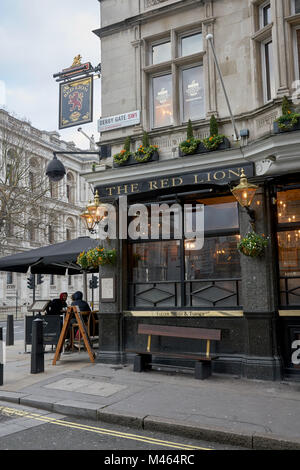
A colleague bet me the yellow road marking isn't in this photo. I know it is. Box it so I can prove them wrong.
[0,406,212,451]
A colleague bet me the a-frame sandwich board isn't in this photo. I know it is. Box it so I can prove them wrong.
[52,306,96,365]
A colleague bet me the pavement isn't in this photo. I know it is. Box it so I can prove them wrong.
[0,340,300,450]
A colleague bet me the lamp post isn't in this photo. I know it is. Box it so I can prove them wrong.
[231,169,259,227]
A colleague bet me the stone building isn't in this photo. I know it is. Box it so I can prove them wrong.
[83,0,300,380]
[0,108,98,315]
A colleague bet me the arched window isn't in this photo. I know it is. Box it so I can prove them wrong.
[66,217,75,241]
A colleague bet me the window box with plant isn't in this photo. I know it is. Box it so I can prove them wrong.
[179,119,203,157]
[77,246,117,270]
[113,136,133,167]
[134,131,159,164]
[201,115,230,152]
[273,96,300,134]
[237,232,268,258]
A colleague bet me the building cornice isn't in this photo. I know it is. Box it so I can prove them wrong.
[93,0,205,39]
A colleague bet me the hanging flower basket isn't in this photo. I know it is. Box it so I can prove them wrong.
[237,232,268,258]
[77,246,117,269]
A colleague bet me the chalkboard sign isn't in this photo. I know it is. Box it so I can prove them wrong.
[25,315,62,352]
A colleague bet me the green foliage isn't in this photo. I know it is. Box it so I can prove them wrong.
[187,119,194,140]
[237,232,268,258]
[142,131,150,148]
[124,136,131,152]
[281,96,291,115]
[209,115,219,137]
[77,247,117,269]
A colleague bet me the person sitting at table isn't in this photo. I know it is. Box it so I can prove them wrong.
[71,291,91,312]
[46,292,68,315]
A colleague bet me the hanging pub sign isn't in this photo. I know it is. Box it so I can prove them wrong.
[54,55,101,130]
[59,76,93,129]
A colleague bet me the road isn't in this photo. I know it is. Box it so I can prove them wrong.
[0,320,24,342]
[0,402,243,453]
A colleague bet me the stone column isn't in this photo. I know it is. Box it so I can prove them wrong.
[96,202,123,364]
[239,184,283,380]
[272,0,290,97]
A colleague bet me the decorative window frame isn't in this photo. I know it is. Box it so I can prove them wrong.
[143,22,206,131]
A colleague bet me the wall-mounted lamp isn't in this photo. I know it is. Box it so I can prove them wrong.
[231,169,259,226]
[80,190,105,234]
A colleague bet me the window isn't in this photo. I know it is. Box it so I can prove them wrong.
[262,40,276,102]
[146,27,205,129]
[128,195,241,309]
[180,33,203,56]
[66,172,75,204]
[292,0,300,14]
[260,2,271,28]
[277,188,300,307]
[48,225,55,244]
[294,27,300,79]
[6,272,13,286]
[152,74,173,128]
[151,41,171,65]
[181,65,205,122]
[27,221,36,242]
[50,274,55,286]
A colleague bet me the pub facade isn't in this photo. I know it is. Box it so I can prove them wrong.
[84,0,300,380]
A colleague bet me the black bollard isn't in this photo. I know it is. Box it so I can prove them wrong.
[6,315,14,346]
[0,328,3,386]
[31,318,44,374]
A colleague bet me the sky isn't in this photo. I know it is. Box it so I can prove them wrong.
[0,0,101,148]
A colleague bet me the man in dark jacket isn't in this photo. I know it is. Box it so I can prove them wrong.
[71,291,91,312]
[46,292,68,315]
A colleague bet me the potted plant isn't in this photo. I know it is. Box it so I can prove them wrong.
[134,131,159,164]
[237,232,268,258]
[201,115,230,152]
[113,136,132,167]
[274,96,300,133]
[179,119,201,157]
[77,246,117,269]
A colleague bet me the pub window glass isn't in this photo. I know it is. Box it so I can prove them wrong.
[181,65,205,122]
[151,41,171,65]
[152,74,173,128]
[129,241,181,283]
[277,188,300,306]
[180,32,203,56]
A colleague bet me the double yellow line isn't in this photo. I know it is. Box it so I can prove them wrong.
[0,406,212,451]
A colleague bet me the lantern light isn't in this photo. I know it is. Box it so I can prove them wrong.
[231,169,258,225]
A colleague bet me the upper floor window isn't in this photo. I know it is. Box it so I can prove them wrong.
[6,272,13,286]
[181,65,205,122]
[262,39,276,102]
[292,0,300,14]
[151,40,171,65]
[180,32,203,57]
[147,26,205,129]
[260,2,271,28]
[152,74,173,128]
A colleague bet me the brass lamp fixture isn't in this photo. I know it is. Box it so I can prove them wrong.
[231,169,258,224]
[80,190,104,233]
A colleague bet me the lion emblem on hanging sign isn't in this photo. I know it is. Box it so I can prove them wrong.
[68,91,83,112]
[72,55,82,67]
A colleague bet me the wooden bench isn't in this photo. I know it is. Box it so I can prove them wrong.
[126,324,221,380]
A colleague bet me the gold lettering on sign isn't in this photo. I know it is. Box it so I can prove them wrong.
[160,178,169,189]
[171,177,183,187]
[194,174,205,184]
[107,187,116,196]
[117,185,128,195]
[149,181,158,190]
[228,169,240,179]
[131,183,140,193]
[213,171,226,181]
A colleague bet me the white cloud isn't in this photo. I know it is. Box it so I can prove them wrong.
[1,0,101,147]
